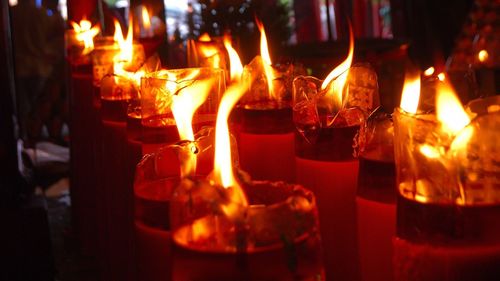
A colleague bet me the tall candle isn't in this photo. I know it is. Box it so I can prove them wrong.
[355,113,396,281]
[393,90,500,280]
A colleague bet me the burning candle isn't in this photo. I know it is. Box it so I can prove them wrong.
[187,33,229,75]
[356,110,396,281]
[66,19,100,68]
[233,20,302,182]
[96,18,146,281]
[170,80,324,280]
[393,74,500,280]
[293,23,379,279]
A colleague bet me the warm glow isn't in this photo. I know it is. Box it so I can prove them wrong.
[436,82,470,135]
[70,19,100,55]
[158,69,202,116]
[198,45,221,69]
[256,18,277,100]
[400,74,421,114]
[171,78,214,177]
[478,50,489,63]
[419,144,441,159]
[199,33,211,42]
[211,82,249,209]
[424,67,435,76]
[437,73,445,81]
[223,35,243,82]
[321,22,354,111]
[113,19,134,64]
[171,78,214,141]
[141,7,151,30]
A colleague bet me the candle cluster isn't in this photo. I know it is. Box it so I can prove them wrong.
[66,14,500,281]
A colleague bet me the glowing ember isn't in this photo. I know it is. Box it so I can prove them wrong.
[211,82,250,211]
[70,19,100,55]
[256,18,277,100]
[436,82,470,135]
[321,22,354,112]
[400,73,421,114]
[223,35,243,83]
[478,49,489,63]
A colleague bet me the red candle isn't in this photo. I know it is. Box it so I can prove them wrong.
[356,150,396,281]
[233,100,295,182]
[170,180,324,280]
[295,124,361,281]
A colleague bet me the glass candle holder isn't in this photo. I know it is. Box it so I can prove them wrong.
[292,64,378,281]
[356,110,396,281]
[393,105,500,280]
[140,68,225,154]
[187,36,229,74]
[170,177,324,280]
[231,60,305,182]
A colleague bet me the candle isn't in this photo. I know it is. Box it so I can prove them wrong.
[393,75,500,280]
[355,111,396,281]
[292,25,378,278]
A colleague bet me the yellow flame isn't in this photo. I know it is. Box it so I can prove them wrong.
[171,78,214,141]
[400,74,421,114]
[171,78,214,177]
[256,18,277,100]
[199,33,211,42]
[424,67,435,76]
[436,82,470,135]
[223,35,243,82]
[141,7,151,30]
[321,22,354,110]
[70,19,100,55]
[478,50,489,63]
[113,19,134,64]
[437,73,445,81]
[211,82,249,209]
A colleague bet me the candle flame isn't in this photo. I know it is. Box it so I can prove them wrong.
[70,19,100,55]
[211,82,249,210]
[113,18,134,64]
[256,18,277,100]
[171,78,214,177]
[223,35,243,82]
[437,73,445,81]
[436,81,470,135]
[419,144,442,159]
[478,49,489,63]
[424,67,435,76]
[199,33,211,42]
[321,22,354,111]
[400,74,421,114]
[141,7,151,31]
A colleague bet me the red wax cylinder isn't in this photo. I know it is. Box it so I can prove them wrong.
[295,125,361,281]
[68,65,100,255]
[356,150,396,281]
[233,101,295,182]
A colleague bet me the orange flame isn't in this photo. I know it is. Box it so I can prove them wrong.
[321,23,354,111]
[478,50,489,63]
[223,35,243,82]
[113,19,134,64]
[141,7,151,31]
[199,33,211,42]
[198,44,221,69]
[400,73,421,114]
[70,19,100,55]
[256,18,277,100]
[211,82,249,211]
[436,80,470,135]
[171,78,214,177]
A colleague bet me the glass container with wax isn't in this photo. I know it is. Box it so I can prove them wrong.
[356,110,396,281]
[134,127,218,281]
[232,21,303,182]
[169,176,324,281]
[66,19,100,255]
[393,90,500,280]
[293,64,379,281]
[140,68,225,155]
[187,33,229,77]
